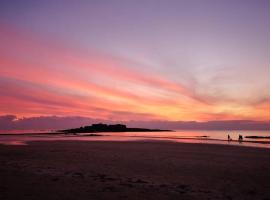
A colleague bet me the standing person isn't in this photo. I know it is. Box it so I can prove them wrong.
[238,134,243,142]
[228,134,232,141]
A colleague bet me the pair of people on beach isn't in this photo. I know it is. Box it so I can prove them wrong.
[227,134,243,142]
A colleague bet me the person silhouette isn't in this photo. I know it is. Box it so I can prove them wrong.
[238,134,243,143]
[227,134,232,141]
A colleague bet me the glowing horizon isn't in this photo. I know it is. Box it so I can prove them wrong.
[1,1,270,122]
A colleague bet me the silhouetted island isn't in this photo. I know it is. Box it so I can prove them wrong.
[61,123,171,134]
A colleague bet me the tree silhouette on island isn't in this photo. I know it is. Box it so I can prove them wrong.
[61,123,171,134]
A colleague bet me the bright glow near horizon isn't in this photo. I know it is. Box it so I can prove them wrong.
[1,0,270,122]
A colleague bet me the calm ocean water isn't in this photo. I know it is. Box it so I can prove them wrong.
[0,130,270,148]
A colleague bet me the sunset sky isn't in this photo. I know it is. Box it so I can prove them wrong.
[1,0,270,123]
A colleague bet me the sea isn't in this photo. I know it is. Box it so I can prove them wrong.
[0,130,270,149]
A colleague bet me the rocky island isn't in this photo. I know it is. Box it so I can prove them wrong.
[61,123,171,134]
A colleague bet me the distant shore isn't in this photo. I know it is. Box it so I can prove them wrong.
[1,140,270,200]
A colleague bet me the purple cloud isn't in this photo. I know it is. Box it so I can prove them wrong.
[1,115,270,132]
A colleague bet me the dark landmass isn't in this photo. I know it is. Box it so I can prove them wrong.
[245,136,270,139]
[61,123,171,134]
[65,133,103,137]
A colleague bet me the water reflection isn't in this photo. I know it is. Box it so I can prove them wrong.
[0,130,270,149]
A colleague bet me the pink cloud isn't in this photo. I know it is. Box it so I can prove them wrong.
[1,23,268,122]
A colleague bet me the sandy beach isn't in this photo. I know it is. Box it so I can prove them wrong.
[0,140,270,200]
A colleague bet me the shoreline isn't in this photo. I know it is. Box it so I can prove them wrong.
[1,133,270,149]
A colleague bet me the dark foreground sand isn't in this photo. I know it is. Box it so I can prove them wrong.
[0,140,270,200]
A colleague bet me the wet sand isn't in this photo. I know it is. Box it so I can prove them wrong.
[0,140,270,200]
